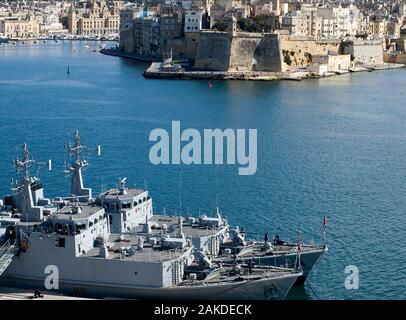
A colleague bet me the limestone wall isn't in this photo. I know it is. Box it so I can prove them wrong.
[194,31,343,72]
[342,40,384,66]
[353,42,384,66]
[159,33,200,62]
[253,34,282,72]
[279,35,341,71]
[229,34,262,71]
[194,31,232,70]
[194,31,282,71]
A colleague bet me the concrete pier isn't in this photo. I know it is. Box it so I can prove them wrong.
[0,287,93,300]
[143,61,405,81]
[143,62,314,81]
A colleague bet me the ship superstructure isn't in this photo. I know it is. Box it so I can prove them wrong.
[65,130,325,286]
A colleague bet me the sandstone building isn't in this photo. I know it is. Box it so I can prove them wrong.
[68,0,120,36]
[0,15,40,38]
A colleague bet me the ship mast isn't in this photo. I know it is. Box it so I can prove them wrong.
[14,142,35,182]
[66,129,93,202]
[13,143,48,222]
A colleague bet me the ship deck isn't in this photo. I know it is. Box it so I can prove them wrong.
[83,232,189,263]
[148,215,227,238]
[101,188,147,201]
[220,241,325,258]
[181,265,300,286]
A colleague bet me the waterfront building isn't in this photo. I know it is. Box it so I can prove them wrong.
[369,18,388,39]
[184,11,203,32]
[119,12,182,57]
[0,14,40,38]
[67,0,120,36]
[313,52,351,72]
[120,6,143,31]
[281,5,317,38]
[282,4,362,40]
[307,62,329,75]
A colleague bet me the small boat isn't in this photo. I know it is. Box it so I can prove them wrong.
[0,35,9,44]
[66,66,70,75]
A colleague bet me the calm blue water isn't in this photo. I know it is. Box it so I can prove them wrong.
[1,41,406,300]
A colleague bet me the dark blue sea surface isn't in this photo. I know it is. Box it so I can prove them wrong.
[1,41,406,299]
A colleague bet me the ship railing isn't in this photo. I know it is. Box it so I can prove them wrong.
[0,239,18,276]
[0,239,12,256]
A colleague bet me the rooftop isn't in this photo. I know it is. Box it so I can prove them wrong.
[52,203,104,220]
[101,188,147,201]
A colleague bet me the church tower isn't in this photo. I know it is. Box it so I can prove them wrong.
[227,16,237,36]
[113,1,120,16]
[68,3,77,35]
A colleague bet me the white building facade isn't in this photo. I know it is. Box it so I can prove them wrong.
[184,11,202,32]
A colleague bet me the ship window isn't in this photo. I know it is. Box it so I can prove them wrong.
[143,197,147,202]
[76,223,86,230]
[58,238,65,247]
[89,221,93,227]
[138,199,142,204]
[55,223,63,233]
[94,218,98,224]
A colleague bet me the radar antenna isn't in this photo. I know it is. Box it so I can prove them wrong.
[64,129,100,201]
[13,143,51,182]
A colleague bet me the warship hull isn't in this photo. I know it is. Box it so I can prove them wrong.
[0,272,300,300]
[219,248,325,285]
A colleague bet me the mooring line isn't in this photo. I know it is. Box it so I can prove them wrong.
[305,278,320,300]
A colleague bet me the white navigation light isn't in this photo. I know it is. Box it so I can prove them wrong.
[97,145,101,156]
[48,159,52,171]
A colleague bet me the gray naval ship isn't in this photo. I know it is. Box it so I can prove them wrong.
[0,134,302,300]
[63,131,326,286]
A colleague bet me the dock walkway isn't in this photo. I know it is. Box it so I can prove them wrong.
[144,61,405,81]
[0,287,92,300]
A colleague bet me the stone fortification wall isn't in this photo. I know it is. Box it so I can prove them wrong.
[194,31,282,71]
[193,31,232,70]
[279,35,341,71]
[254,34,283,72]
[342,40,384,66]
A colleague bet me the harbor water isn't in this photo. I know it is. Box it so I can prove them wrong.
[1,41,406,299]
